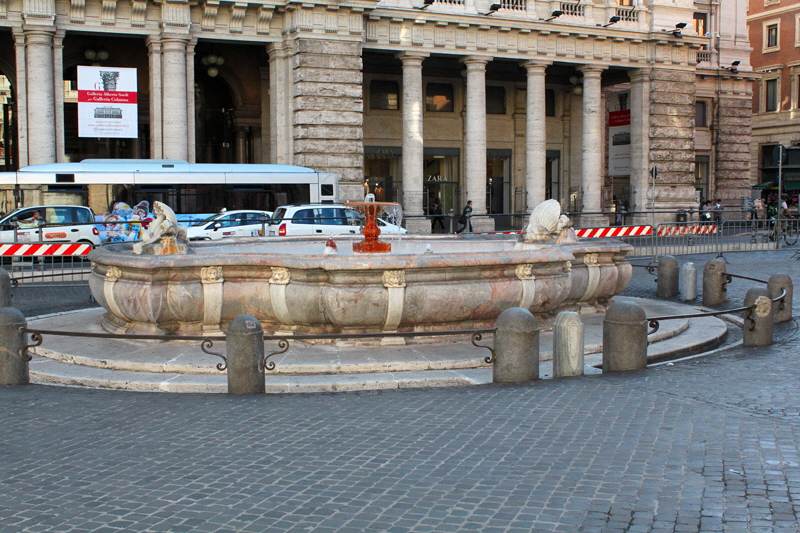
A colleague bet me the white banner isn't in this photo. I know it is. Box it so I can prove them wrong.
[77,66,138,138]
[608,109,631,177]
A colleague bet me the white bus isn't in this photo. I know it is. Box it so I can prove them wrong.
[0,159,340,214]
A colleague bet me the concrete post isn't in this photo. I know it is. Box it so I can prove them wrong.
[657,255,679,298]
[226,315,265,394]
[680,262,697,301]
[768,274,793,323]
[702,259,728,306]
[0,268,11,307]
[0,307,28,386]
[493,307,539,383]
[743,287,774,347]
[553,311,584,378]
[603,301,647,372]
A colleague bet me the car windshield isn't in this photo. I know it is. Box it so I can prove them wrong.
[191,215,222,227]
[272,208,287,223]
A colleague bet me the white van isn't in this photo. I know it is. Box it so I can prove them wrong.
[268,204,406,236]
[186,210,273,241]
[0,205,101,245]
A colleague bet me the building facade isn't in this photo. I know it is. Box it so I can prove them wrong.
[0,0,753,229]
[748,0,800,188]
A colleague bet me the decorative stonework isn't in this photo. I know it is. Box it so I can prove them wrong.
[100,0,116,25]
[161,0,190,28]
[564,261,572,272]
[200,266,223,284]
[269,267,290,285]
[68,0,84,23]
[229,2,246,33]
[583,253,599,266]
[256,5,273,34]
[515,264,535,280]
[755,296,772,318]
[130,0,146,26]
[201,0,218,31]
[382,270,406,288]
[105,266,122,282]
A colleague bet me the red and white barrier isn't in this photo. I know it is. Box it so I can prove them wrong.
[0,243,93,256]
[656,225,717,237]
[575,225,652,238]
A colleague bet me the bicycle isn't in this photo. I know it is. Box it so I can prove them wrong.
[768,217,798,246]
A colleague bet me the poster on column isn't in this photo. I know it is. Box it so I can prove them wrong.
[77,66,138,138]
[608,109,631,177]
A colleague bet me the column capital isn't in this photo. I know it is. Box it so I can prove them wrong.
[21,26,56,43]
[461,55,491,69]
[522,60,552,73]
[628,67,653,83]
[577,65,604,77]
[395,51,429,66]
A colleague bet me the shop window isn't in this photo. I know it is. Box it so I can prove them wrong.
[545,89,556,117]
[369,80,399,110]
[695,101,708,127]
[766,78,779,112]
[426,83,454,112]
[486,86,506,115]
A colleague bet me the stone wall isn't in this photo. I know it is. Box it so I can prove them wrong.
[648,69,697,210]
[291,39,364,202]
[715,96,752,203]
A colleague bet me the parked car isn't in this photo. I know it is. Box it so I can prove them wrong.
[268,204,407,236]
[185,210,273,241]
[0,205,101,245]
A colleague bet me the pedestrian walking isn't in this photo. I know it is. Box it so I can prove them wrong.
[457,200,473,234]
[431,199,445,232]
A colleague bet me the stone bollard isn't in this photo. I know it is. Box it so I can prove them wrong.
[493,307,539,383]
[768,274,793,324]
[603,301,647,372]
[226,315,265,394]
[702,259,728,306]
[553,311,584,378]
[0,268,11,307]
[743,287,774,347]
[656,255,679,298]
[680,262,697,301]
[0,307,28,386]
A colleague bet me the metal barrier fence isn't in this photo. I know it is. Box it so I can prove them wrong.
[618,218,794,260]
[5,255,92,285]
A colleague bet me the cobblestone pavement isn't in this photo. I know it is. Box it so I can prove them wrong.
[2,251,800,532]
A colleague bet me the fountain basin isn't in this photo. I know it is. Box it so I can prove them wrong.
[88,235,632,337]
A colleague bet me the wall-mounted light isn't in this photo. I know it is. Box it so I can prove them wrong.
[482,3,501,16]
[662,22,687,38]
[598,15,620,28]
[723,60,741,74]
[414,0,435,9]
[201,53,225,77]
[540,9,563,22]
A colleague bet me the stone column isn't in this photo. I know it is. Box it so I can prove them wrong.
[235,127,248,163]
[53,30,66,163]
[524,60,550,211]
[147,36,164,159]
[463,56,490,222]
[259,66,270,164]
[185,37,197,163]
[578,66,604,224]
[629,68,651,221]
[398,52,428,234]
[24,28,57,164]
[267,44,292,165]
[161,35,190,160]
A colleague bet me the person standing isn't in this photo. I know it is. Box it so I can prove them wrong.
[713,198,723,225]
[457,200,473,234]
[431,199,445,232]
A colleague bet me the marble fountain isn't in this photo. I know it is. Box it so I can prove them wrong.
[87,200,633,340]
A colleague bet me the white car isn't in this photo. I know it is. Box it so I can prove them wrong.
[0,205,101,245]
[186,210,273,241]
[268,204,407,236]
